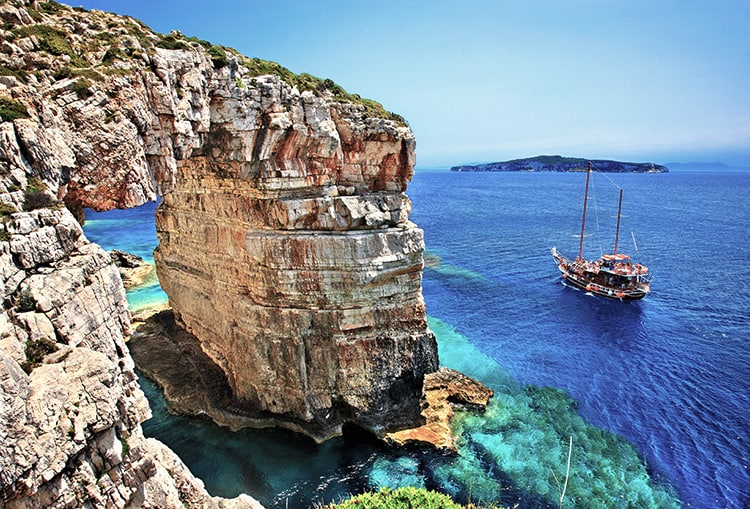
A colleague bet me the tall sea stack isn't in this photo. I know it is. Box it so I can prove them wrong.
[154,76,438,439]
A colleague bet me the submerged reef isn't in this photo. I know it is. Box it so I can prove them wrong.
[425,318,682,508]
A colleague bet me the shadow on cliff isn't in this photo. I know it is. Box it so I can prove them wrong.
[129,310,417,444]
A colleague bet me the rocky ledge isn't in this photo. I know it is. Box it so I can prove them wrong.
[110,249,155,288]
[386,368,494,451]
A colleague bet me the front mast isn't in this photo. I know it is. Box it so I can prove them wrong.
[613,188,623,255]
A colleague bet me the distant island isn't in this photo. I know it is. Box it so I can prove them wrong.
[451,155,669,173]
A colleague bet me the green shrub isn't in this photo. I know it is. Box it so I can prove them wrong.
[0,97,29,121]
[120,435,130,458]
[0,66,28,84]
[53,66,72,80]
[72,78,93,99]
[0,202,18,217]
[102,47,126,65]
[15,25,70,56]
[13,24,87,67]
[207,45,227,69]
[20,336,59,373]
[23,190,56,211]
[16,288,36,312]
[156,33,189,50]
[243,57,298,84]
[37,1,66,14]
[25,176,47,193]
[185,35,212,48]
[323,487,485,509]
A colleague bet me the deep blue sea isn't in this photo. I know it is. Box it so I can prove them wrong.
[84,169,750,508]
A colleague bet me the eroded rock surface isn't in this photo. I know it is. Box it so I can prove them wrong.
[0,0,438,441]
[154,81,439,439]
[386,367,494,451]
[0,207,260,508]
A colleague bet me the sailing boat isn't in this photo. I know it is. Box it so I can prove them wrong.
[551,162,652,300]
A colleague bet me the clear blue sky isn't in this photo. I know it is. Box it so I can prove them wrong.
[74,0,750,168]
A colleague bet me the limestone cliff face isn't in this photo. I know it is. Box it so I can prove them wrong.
[155,78,437,439]
[1,0,436,446]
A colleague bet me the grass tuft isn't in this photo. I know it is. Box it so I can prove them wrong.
[0,97,29,121]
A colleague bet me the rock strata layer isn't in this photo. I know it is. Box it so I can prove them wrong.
[154,84,439,439]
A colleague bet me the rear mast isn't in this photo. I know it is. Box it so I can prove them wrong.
[577,162,592,261]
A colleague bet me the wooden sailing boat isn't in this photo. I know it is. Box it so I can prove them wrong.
[551,162,652,300]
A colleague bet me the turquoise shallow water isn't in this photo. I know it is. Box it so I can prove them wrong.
[84,201,167,313]
[83,169,750,508]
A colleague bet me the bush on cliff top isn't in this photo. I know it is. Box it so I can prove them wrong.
[322,487,503,509]
[242,57,406,125]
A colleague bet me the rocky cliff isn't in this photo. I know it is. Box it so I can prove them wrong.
[0,207,260,508]
[154,77,438,440]
[1,3,437,505]
[451,155,669,173]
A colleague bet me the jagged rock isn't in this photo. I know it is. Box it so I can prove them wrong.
[1,0,440,503]
[110,249,155,288]
[386,367,494,451]
[1,0,438,440]
[0,205,261,508]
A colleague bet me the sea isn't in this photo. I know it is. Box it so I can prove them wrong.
[83,168,750,508]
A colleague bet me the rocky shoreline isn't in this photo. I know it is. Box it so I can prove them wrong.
[0,208,261,509]
[110,249,156,289]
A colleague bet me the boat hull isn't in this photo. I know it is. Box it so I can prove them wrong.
[551,247,649,301]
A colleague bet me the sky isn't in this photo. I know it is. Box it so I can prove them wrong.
[73,0,750,168]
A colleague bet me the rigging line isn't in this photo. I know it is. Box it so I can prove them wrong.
[589,169,604,257]
[588,161,624,191]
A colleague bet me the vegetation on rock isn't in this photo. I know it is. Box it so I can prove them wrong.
[0,97,29,121]
[322,487,504,509]
[20,336,59,374]
[12,24,87,67]
[0,202,18,217]
[1,1,406,125]
[23,190,57,211]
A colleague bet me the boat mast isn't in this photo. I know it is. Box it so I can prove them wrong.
[613,188,623,255]
[577,162,591,260]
